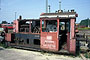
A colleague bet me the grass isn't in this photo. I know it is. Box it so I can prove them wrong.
[0,42,11,48]
[84,52,90,58]
[78,27,90,30]
[0,43,6,48]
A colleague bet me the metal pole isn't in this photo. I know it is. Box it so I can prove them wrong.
[48,5,50,13]
[88,18,89,28]
[0,0,1,10]
[59,0,61,11]
[46,0,48,13]
[0,0,1,23]
[88,19,90,28]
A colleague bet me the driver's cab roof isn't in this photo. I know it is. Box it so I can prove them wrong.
[40,10,78,19]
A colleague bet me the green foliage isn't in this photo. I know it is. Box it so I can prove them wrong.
[84,52,90,58]
[79,18,90,27]
[0,42,11,48]
[1,21,8,24]
[0,43,6,48]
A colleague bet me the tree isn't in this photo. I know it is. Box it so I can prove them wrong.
[79,18,90,27]
[1,21,8,24]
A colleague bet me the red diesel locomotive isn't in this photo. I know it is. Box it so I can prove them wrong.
[5,10,78,54]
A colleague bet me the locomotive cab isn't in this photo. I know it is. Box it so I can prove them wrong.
[40,10,78,54]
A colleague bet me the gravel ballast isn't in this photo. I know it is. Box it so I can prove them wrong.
[0,47,82,60]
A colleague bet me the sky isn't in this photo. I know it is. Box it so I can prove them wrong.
[0,0,90,23]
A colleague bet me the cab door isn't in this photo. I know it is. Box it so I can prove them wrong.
[40,18,59,51]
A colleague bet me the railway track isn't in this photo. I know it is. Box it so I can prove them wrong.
[76,30,90,52]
